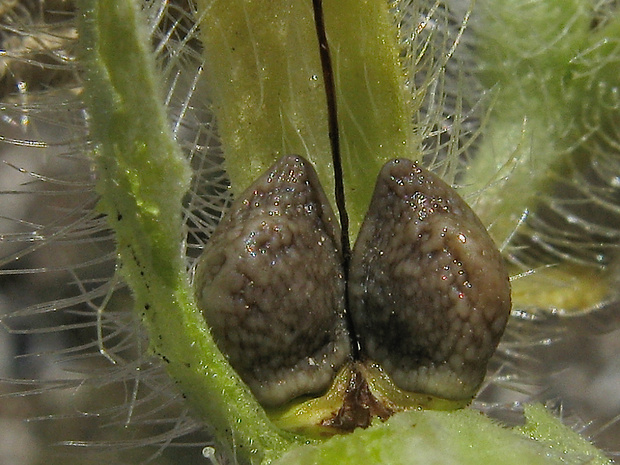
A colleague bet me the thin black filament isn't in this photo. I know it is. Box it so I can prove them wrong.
[311,0,359,358]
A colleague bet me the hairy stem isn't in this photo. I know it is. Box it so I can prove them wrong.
[77,1,297,463]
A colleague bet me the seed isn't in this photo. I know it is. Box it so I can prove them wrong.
[194,155,351,407]
[348,158,511,401]
[195,156,511,409]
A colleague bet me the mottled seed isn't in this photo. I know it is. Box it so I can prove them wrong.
[349,158,511,400]
[196,155,511,409]
[194,155,351,407]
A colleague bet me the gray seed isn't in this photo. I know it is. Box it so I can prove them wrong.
[194,155,351,407]
[349,158,511,400]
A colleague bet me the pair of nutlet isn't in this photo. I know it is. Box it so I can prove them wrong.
[193,155,511,409]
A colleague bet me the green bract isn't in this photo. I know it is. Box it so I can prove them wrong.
[276,406,609,465]
[197,0,413,240]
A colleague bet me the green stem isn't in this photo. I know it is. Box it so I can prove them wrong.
[77,1,297,463]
